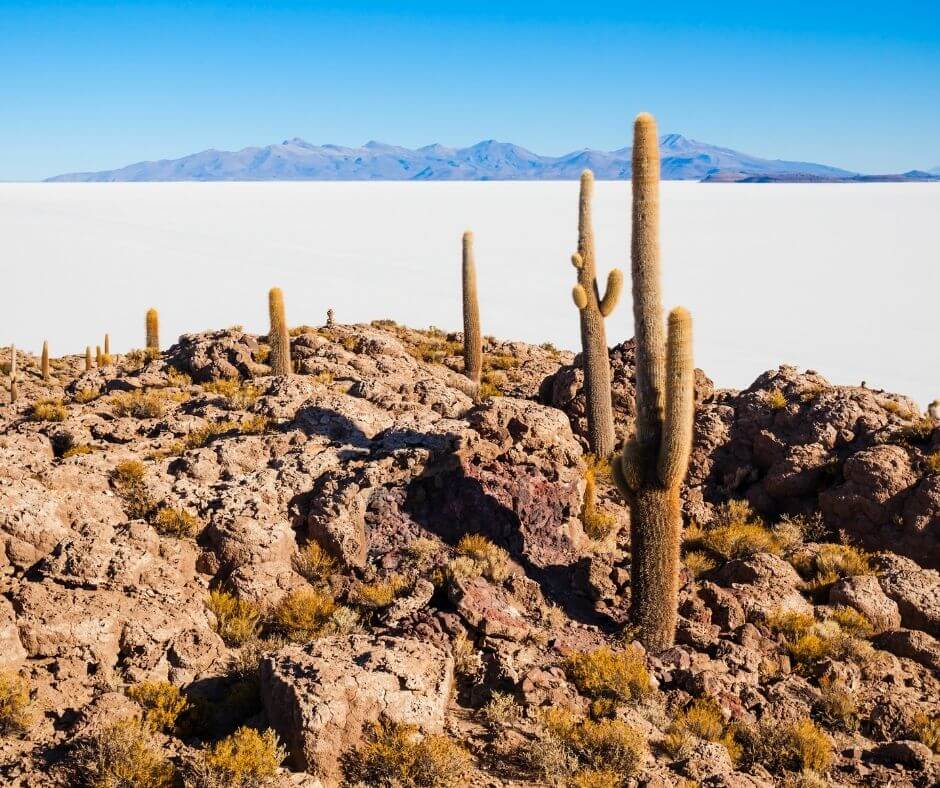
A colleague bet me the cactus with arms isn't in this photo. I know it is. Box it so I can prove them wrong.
[145,308,159,352]
[462,231,482,393]
[268,287,292,375]
[571,170,622,458]
[614,113,695,652]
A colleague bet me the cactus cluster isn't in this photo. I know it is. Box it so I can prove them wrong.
[462,231,482,393]
[571,170,623,459]
[614,113,695,651]
[268,287,292,375]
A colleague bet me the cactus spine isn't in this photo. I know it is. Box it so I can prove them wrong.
[462,231,482,391]
[145,308,159,351]
[268,287,292,375]
[9,345,17,404]
[41,341,50,381]
[571,170,623,459]
[614,113,695,652]
[85,346,93,371]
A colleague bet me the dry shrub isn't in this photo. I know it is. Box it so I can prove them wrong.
[62,443,96,458]
[925,451,940,475]
[911,712,939,754]
[766,610,854,667]
[0,671,31,733]
[152,506,201,538]
[202,379,261,410]
[791,544,873,595]
[829,606,874,637]
[663,698,735,760]
[109,389,175,419]
[347,718,471,787]
[455,534,511,583]
[293,541,337,584]
[483,352,516,371]
[194,726,284,788]
[168,415,270,455]
[682,549,717,578]
[30,398,67,422]
[127,681,188,733]
[75,716,174,788]
[766,389,788,409]
[480,692,522,728]
[814,677,858,730]
[541,708,646,781]
[685,499,794,561]
[272,588,336,641]
[580,461,617,541]
[738,717,833,774]
[351,574,409,610]
[207,590,262,647]
[563,646,651,706]
[112,460,155,519]
[477,380,503,400]
[570,769,620,788]
[403,537,441,572]
[778,512,829,543]
[74,388,101,404]
[451,631,483,681]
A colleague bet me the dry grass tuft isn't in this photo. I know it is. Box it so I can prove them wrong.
[207,590,262,647]
[911,712,939,754]
[455,534,511,583]
[194,726,284,788]
[538,708,646,782]
[75,716,175,788]
[480,692,523,728]
[739,717,833,774]
[272,588,336,641]
[791,544,874,596]
[814,676,858,730]
[293,541,337,584]
[563,646,651,706]
[127,681,188,733]
[0,671,32,733]
[30,398,67,422]
[766,389,788,409]
[202,379,261,410]
[663,698,739,762]
[152,506,201,538]
[347,718,472,787]
[109,389,182,419]
[351,574,409,610]
[682,549,717,577]
[112,460,155,519]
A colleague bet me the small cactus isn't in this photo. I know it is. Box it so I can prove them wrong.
[571,170,622,458]
[41,341,50,382]
[96,346,103,367]
[462,231,482,392]
[614,113,695,652]
[104,334,110,356]
[85,346,92,371]
[145,308,159,351]
[268,287,292,375]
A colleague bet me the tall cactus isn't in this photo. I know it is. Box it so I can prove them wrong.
[571,170,623,459]
[96,345,103,367]
[268,287,292,375]
[9,345,17,404]
[85,346,92,371]
[41,341,50,382]
[145,308,159,351]
[104,334,110,357]
[614,112,695,652]
[462,231,482,391]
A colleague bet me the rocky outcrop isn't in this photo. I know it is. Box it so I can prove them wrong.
[260,635,453,780]
[166,327,268,382]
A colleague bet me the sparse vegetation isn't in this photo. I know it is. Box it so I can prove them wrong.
[195,726,284,788]
[351,574,409,610]
[682,549,717,577]
[737,717,832,774]
[203,378,261,410]
[454,534,511,583]
[127,680,189,733]
[109,388,184,419]
[663,698,740,762]
[152,506,201,538]
[0,671,31,733]
[294,541,337,584]
[814,676,858,730]
[75,716,175,788]
[685,500,793,561]
[790,543,874,596]
[62,443,96,459]
[207,590,262,647]
[480,692,523,728]
[538,708,646,782]
[766,388,788,409]
[112,460,155,519]
[910,712,939,754]
[563,646,651,707]
[347,718,472,787]
[272,588,336,641]
[30,398,67,422]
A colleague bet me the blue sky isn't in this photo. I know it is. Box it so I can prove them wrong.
[2,1,939,180]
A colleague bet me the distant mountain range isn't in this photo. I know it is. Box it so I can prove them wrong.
[46,135,940,183]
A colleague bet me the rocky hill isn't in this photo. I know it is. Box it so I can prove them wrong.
[0,321,938,787]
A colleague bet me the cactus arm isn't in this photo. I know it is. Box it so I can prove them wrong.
[598,269,623,317]
[657,307,695,488]
[572,284,588,310]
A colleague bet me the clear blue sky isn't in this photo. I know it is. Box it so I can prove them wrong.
[2,1,939,180]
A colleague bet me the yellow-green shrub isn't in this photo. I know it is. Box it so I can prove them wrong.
[202,379,261,410]
[272,588,336,642]
[152,506,201,538]
[542,709,646,780]
[791,544,873,595]
[348,718,471,787]
[911,712,939,754]
[30,398,67,422]
[563,646,651,706]
[112,460,154,519]
[0,671,31,733]
[127,681,188,733]
[814,677,858,730]
[663,698,728,759]
[455,534,511,583]
[682,549,717,578]
[351,574,409,610]
[198,726,284,787]
[207,590,262,647]
[109,389,176,419]
[738,717,832,773]
[294,542,337,584]
[77,716,174,788]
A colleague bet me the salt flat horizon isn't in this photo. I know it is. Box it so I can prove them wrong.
[1,181,937,407]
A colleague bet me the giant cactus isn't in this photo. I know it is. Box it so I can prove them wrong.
[462,231,482,392]
[85,345,92,371]
[41,341,50,382]
[571,170,623,458]
[614,113,695,652]
[9,345,17,404]
[146,308,159,351]
[268,287,292,375]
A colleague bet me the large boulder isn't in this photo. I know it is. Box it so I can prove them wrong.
[260,635,453,781]
[166,327,268,382]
